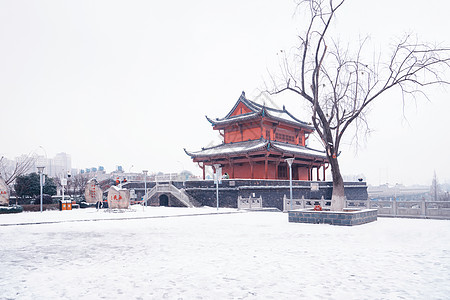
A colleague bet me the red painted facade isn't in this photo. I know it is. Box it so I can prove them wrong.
[185,92,328,180]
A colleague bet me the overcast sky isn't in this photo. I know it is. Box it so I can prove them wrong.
[1,0,449,186]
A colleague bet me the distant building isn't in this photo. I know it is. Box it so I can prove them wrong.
[185,92,328,180]
[53,152,71,177]
[32,152,71,177]
[368,184,430,201]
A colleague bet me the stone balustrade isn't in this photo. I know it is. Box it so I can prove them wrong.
[238,196,262,210]
[284,195,450,219]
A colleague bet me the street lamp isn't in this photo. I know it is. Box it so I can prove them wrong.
[37,166,45,213]
[143,170,148,210]
[285,158,294,211]
[61,175,67,206]
[213,164,221,211]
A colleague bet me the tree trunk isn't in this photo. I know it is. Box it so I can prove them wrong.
[329,156,346,211]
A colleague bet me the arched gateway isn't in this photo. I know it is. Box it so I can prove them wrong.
[142,182,195,208]
[159,194,169,206]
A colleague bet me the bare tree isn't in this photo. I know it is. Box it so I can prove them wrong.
[73,173,90,197]
[52,175,75,197]
[52,176,63,197]
[431,171,439,201]
[269,0,450,210]
[66,177,76,197]
[0,154,36,186]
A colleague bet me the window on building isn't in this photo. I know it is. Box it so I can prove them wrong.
[275,132,295,143]
[278,165,288,179]
[266,130,270,140]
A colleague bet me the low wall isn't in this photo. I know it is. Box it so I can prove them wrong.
[21,204,59,211]
[288,209,378,226]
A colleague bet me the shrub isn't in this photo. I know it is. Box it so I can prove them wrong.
[0,205,23,214]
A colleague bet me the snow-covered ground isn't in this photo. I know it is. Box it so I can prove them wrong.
[1,206,449,299]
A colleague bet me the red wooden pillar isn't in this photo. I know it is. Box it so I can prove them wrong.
[247,155,254,179]
[275,158,283,179]
[264,156,268,179]
[227,157,234,179]
[316,167,320,181]
[323,165,326,181]
[198,162,205,180]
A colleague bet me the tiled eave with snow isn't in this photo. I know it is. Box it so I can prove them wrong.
[270,141,327,159]
[184,139,327,162]
[185,139,268,158]
[206,112,260,127]
[206,92,315,131]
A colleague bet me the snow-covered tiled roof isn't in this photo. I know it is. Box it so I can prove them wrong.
[185,139,326,160]
[270,141,327,159]
[206,111,259,126]
[206,92,314,130]
[185,140,268,158]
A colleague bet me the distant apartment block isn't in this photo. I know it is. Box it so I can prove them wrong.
[32,152,72,177]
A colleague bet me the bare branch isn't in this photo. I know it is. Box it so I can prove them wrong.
[0,153,37,186]
[266,0,450,210]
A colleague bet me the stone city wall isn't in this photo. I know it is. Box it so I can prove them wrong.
[125,179,368,211]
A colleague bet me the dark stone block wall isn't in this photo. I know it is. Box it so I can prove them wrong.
[288,209,378,226]
[185,189,239,208]
[183,180,367,211]
[125,179,368,211]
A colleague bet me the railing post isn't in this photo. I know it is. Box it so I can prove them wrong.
[421,199,426,217]
[393,199,397,216]
[301,195,305,209]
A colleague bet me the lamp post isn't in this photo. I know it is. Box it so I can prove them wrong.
[213,164,221,211]
[37,166,45,213]
[61,176,67,206]
[143,170,148,210]
[285,158,294,211]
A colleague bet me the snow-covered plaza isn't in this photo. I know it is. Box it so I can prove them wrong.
[1,207,449,299]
